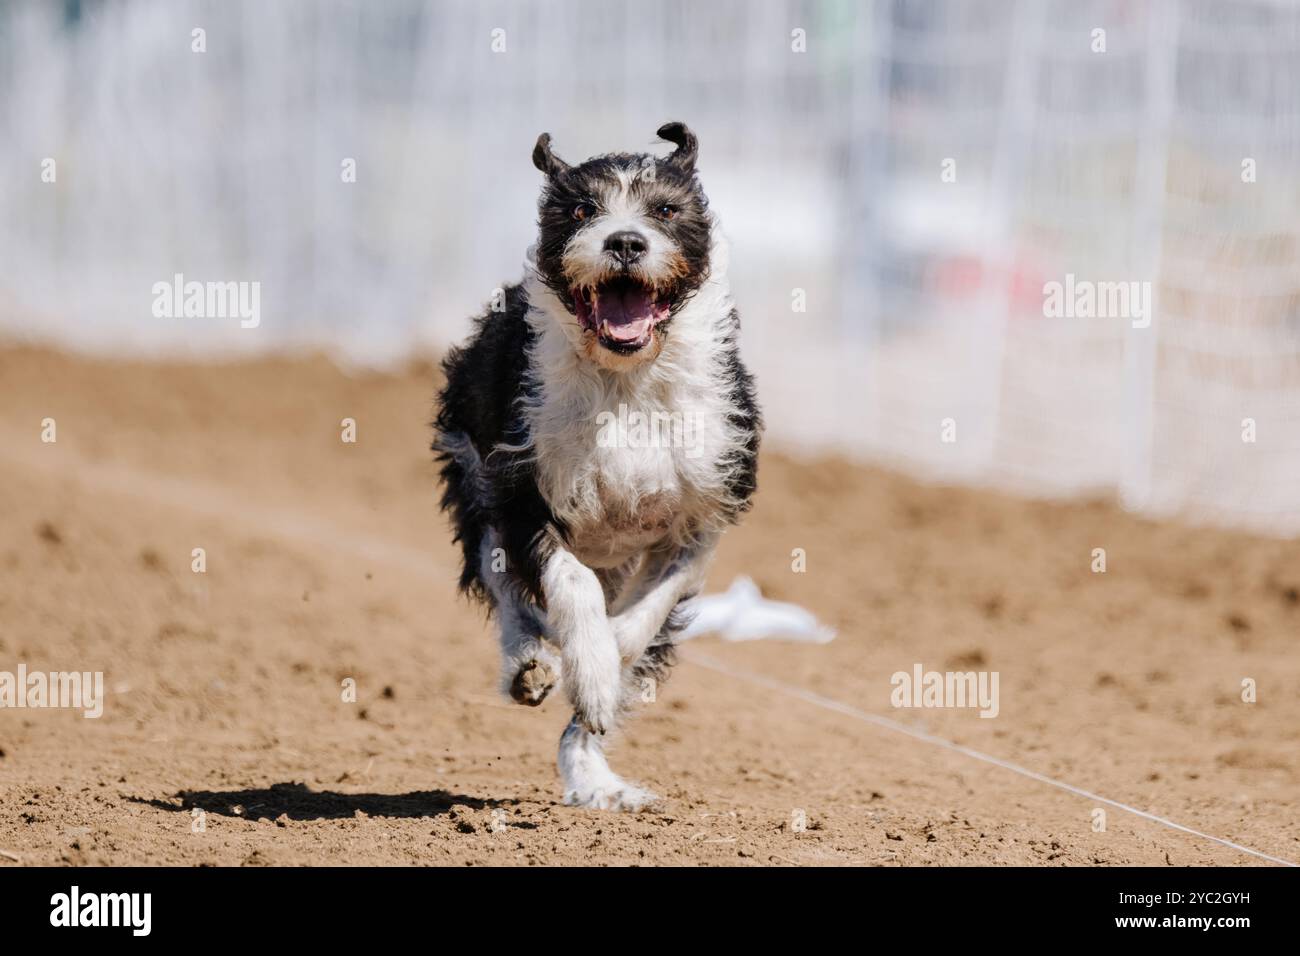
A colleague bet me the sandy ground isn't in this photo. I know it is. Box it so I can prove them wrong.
[0,344,1297,867]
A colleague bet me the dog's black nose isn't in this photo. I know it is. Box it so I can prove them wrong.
[604,230,648,265]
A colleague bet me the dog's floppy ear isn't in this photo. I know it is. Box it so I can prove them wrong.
[532,133,570,178]
[656,121,698,173]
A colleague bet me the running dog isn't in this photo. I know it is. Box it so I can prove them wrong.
[434,122,760,809]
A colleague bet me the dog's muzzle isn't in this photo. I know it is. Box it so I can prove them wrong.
[572,274,671,354]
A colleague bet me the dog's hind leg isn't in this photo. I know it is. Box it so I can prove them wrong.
[478,529,560,706]
[624,599,688,702]
[608,533,717,665]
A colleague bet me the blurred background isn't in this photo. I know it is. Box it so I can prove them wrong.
[2,0,1298,532]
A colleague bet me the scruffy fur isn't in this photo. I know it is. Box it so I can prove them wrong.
[434,122,760,810]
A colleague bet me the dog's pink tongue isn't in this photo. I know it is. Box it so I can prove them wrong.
[595,286,654,341]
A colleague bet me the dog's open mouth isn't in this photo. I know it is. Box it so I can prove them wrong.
[572,276,670,353]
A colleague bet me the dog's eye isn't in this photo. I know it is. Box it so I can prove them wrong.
[654,204,678,221]
[572,202,596,222]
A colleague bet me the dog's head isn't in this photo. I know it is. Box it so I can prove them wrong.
[531,122,712,370]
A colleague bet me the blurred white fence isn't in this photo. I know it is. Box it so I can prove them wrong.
[2,0,1298,533]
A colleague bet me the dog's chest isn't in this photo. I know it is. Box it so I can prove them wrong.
[531,394,723,566]
[567,473,680,566]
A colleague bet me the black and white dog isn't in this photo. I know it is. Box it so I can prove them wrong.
[434,122,761,810]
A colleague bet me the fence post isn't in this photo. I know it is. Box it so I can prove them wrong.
[1121,0,1177,513]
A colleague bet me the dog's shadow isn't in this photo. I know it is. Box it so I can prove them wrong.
[131,781,516,822]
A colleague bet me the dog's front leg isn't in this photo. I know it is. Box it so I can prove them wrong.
[557,715,656,810]
[477,530,559,705]
[541,546,622,735]
[609,533,718,663]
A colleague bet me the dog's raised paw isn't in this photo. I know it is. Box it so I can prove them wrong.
[564,782,658,812]
[510,659,557,706]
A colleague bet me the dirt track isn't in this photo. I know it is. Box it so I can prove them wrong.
[0,345,1297,866]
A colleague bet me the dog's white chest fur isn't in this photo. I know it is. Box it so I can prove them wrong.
[519,269,746,569]
[529,365,724,568]
[564,447,686,566]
